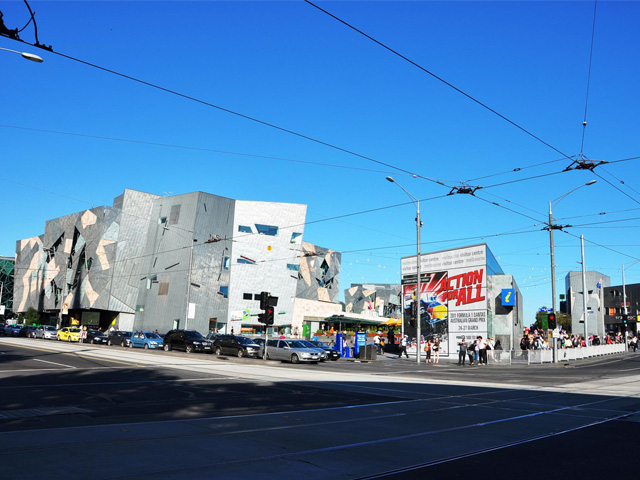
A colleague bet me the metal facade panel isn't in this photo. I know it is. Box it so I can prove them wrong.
[228,200,307,327]
[296,241,341,303]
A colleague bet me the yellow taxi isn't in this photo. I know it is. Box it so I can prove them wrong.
[57,327,81,342]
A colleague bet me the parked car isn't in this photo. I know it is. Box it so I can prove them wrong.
[19,325,39,338]
[163,330,213,354]
[298,340,328,361]
[107,331,132,347]
[130,331,163,349]
[263,339,323,364]
[6,324,24,336]
[205,332,219,343]
[213,335,261,358]
[309,340,341,361]
[85,330,108,345]
[0,324,5,336]
[35,325,58,340]
[57,327,81,342]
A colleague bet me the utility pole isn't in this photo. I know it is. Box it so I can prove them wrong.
[581,235,588,346]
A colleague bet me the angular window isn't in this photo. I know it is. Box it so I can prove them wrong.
[290,232,302,244]
[238,225,252,233]
[237,256,256,265]
[146,274,157,290]
[223,257,230,270]
[286,264,299,271]
[168,205,181,225]
[218,286,229,298]
[243,293,253,300]
[158,216,167,224]
[255,224,278,236]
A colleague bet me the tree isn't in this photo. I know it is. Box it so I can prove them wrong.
[24,307,40,325]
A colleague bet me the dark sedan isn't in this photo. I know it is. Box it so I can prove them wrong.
[107,331,132,347]
[310,340,341,361]
[213,335,261,358]
[19,326,38,338]
[86,330,108,345]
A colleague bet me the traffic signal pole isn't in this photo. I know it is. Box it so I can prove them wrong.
[549,201,558,363]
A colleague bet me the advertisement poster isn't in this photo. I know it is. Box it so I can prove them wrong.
[401,245,488,356]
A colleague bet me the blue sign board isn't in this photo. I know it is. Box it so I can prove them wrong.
[354,333,367,355]
[502,289,516,306]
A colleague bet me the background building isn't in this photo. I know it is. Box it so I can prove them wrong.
[0,256,14,318]
[344,283,402,319]
[565,271,610,338]
[603,282,639,335]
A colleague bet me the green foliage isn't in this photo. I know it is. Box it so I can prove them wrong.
[24,307,40,325]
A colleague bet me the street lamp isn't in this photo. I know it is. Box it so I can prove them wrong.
[548,180,596,359]
[386,176,422,364]
[0,46,43,63]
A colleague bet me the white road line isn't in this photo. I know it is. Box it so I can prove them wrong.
[32,358,76,369]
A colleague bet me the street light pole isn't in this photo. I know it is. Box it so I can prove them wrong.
[0,46,43,62]
[386,176,422,364]
[548,180,596,361]
[581,235,588,345]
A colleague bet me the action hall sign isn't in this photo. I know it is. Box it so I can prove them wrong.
[401,245,488,356]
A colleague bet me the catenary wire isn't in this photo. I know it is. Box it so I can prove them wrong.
[0,124,421,179]
[591,171,640,205]
[598,167,640,198]
[304,0,575,162]
[4,38,452,189]
[580,0,598,154]
[462,156,575,183]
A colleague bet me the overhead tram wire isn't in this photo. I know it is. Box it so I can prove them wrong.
[462,156,576,184]
[560,230,640,262]
[580,0,599,155]
[591,171,640,206]
[0,124,421,178]
[304,0,575,162]
[557,206,640,221]
[6,39,452,190]
[598,167,640,198]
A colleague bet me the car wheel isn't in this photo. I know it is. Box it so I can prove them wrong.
[186,345,194,354]
[164,343,171,352]
[265,352,270,360]
[215,347,222,356]
[144,344,149,350]
[237,349,244,358]
[291,354,300,364]
[129,341,133,348]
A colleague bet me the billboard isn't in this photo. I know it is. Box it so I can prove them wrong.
[401,244,488,356]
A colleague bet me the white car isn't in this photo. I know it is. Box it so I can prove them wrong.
[263,339,323,364]
[35,325,58,340]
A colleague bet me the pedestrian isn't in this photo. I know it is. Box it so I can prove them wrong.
[473,337,480,365]
[433,337,440,364]
[373,332,381,355]
[494,339,503,362]
[467,339,475,365]
[458,337,467,365]
[398,334,409,358]
[424,339,432,364]
[479,336,488,365]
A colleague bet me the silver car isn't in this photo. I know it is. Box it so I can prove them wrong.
[35,325,58,340]
[264,339,323,364]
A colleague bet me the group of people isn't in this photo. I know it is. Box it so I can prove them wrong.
[457,336,501,366]
[519,330,629,351]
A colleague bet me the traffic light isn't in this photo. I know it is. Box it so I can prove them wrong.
[259,291,269,310]
[547,313,557,329]
[264,307,274,325]
[622,314,628,326]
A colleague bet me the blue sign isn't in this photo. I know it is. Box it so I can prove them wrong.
[354,333,367,355]
[502,289,516,306]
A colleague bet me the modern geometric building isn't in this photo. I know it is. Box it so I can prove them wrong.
[344,283,402,319]
[401,244,522,356]
[0,256,14,317]
[564,271,610,338]
[14,189,342,334]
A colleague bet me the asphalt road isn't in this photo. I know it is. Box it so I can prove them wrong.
[1,337,639,479]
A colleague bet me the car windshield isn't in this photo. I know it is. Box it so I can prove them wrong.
[185,331,205,340]
[311,341,329,347]
[285,341,308,348]
[300,341,318,348]
[145,333,161,339]
[69,328,81,333]
[92,331,106,337]
[120,331,132,336]
[236,337,257,345]
[45,326,56,331]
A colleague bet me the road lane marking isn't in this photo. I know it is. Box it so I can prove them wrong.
[32,358,76,369]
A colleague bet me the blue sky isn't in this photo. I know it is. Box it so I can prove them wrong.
[2,1,639,324]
